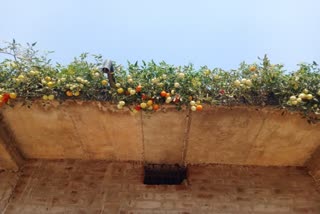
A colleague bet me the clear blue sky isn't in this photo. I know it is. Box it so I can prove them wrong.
[1,0,319,71]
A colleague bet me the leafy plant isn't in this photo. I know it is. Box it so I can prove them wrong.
[0,40,320,121]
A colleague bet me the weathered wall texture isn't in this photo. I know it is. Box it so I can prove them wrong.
[187,106,320,166]
[2,101,143,161]
[0,171,19,212]
[2,102,320,166]
[0,114,23,171]
[0,143,17,171]
[306,145,320,189]
[142,108,188,164]
[1,160,320,214]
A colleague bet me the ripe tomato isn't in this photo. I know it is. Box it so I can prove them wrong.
[66,91,73,97]
[153,104,159,111]
[196,105,203,111]
[136,85,142,92]
[160,91,167,97]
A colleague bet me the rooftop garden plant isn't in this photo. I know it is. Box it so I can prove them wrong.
[1,40,320,122]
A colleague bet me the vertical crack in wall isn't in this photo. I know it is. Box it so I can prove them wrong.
[140,112,145,163]
[69,114,90,159]
[181,109,192,166]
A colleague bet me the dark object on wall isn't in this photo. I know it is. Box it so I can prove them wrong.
[144,164,187,185]
[102,60,116,88]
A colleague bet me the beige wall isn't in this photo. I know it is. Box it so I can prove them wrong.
[1,101,320,167]
[187,106,320,166]
[2,101,143,161]
[306,146,320,188]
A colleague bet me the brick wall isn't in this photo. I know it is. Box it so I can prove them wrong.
[0,171,19,211]
[1,160,320,213]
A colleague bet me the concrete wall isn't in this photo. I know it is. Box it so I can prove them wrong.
[0,143,17,171]
[1,101,320,167]
[2,101,143,161]
[306,145,320,189]
[0,114,23,171]
[1,160,320,213]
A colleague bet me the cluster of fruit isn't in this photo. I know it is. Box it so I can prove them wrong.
[287,89,314,106]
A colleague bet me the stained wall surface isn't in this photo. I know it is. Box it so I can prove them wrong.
[2,102,320,166]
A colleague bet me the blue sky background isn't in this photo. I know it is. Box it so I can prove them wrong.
[1,0,319,71]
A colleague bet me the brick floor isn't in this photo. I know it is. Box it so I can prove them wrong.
[1,160,320,214]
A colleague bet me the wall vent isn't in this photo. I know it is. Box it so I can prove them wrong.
[143,164,187,185]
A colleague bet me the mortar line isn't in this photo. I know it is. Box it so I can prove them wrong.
[182,108,192,167]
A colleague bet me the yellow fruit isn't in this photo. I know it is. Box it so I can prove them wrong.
[47,81,54,87]
[303,89,309,94]
[306,94,313,100]
[147,100,153,106]
[291,100,298,105]
[140,102,147,109]
[234,80,241,87]
[190,101,196,106]
[18,75,25,80]
[289,96,296,101]
[45,76,51,81]
[42,95,48,100]
[245,79,252,86]
[101,80,108,86]
[117,88,124,94]
[130,89,136,95]
[0,95,3,100]
[298,93,306,99]
[191,106,197,111]
[9,93,17,99]
[48,95,55,100]
[73,91,80,96]
[297,98,302,103]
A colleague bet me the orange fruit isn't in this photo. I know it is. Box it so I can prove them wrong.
[249,66,256,72]
[196,105,203,111]
[66,91,73,97]
[160,91,167,97]
[153,104,159,111]
[147,100,153,106]
[165,93,171,98]
[136,85,142,92]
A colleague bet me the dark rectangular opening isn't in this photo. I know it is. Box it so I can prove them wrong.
[143,164,187,185]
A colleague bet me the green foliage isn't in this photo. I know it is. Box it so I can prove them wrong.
[1,40,320,121]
